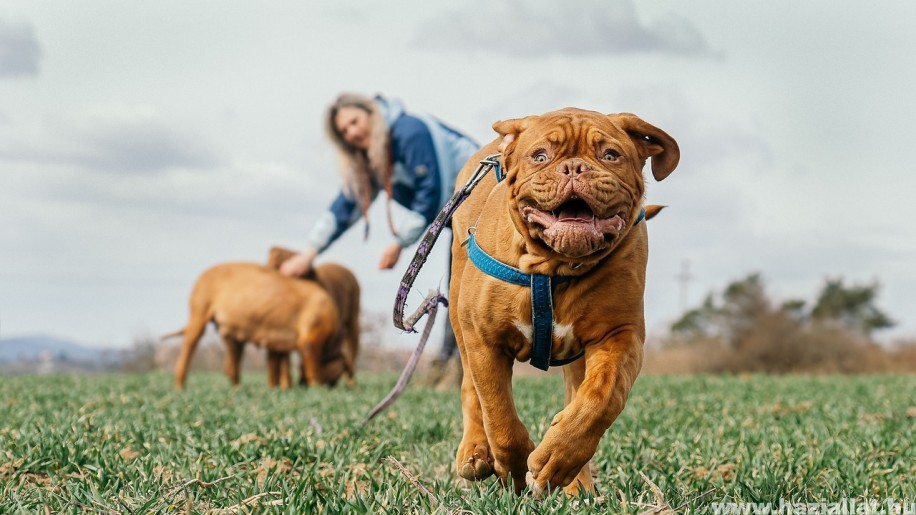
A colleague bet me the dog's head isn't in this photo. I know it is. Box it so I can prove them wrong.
[494,108,678,262]
[267,246,318,280]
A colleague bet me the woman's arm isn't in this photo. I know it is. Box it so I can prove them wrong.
[281,191,364,277]
[305,191,364,253]
[390,117,443,248]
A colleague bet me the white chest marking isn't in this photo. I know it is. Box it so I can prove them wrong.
[512,320,576,346]
[512,320,533,343]
[554,323,576,346]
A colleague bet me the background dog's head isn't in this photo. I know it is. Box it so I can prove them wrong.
[493,108,679,261]
[266,246,297,270]
[267,246,318,280]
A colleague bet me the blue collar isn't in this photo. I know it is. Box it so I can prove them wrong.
[465,207,646,371]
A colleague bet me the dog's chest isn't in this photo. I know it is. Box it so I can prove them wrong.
[510,318,581,361]
[465,271,590,362]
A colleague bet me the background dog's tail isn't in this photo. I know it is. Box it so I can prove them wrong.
[160,328,185,340]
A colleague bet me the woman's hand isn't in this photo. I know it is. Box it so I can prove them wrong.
[378,242,403,269]
[280,250,317,277]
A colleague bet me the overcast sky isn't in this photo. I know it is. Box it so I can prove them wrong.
[2,0,915,349]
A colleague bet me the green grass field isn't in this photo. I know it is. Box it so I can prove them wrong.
[1,372,913,513]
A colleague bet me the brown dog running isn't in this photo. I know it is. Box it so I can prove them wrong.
[171,260,343,390]
[266,246,361,387]
[448,108,679,495]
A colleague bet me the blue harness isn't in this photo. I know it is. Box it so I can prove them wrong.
[466,162,646,370]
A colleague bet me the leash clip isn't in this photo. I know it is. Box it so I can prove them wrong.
[460,226,476,247]
[461,153,503,194]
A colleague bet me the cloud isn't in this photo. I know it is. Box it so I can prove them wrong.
[0,18,41,78]
[0,105,221,173]
[74,112,221,173]
[416,0,710,58]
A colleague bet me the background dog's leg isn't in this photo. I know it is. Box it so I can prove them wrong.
[267,350,281,388]
[342,330,357,387]
[526,334,643,496]
[222,337,244,387]
[298,339,322,386]
[465,342,534,493]
[173,312,209,390]
[297,311,337,387]
[278,353,292,389]
[298,351,307,386]
[320,358,344,387]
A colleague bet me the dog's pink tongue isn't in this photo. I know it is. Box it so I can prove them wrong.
[558,204,593,221]
[595,214,625,234]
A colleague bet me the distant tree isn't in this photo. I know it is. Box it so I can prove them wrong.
[670,273,773,348]
[665,272,901,373]
[670,294,718,339]
[719,273,770,348]
[810,278,894,336]
[121,332,159,373]
[780,299,808,323]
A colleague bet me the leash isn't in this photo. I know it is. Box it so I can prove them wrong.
[360,154,503,427]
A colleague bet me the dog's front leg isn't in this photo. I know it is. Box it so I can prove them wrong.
[526,330,643,495]
[222,337,244,387]
[298,341,322,386]
[455,339,494,482]
[465,341,535,493]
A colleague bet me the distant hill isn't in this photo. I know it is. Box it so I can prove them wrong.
[0,335,105,362]
[0,335,125,373]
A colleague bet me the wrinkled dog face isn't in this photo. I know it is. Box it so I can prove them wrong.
[495,109,679,259]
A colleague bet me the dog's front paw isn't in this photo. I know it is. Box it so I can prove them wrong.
[526,429,598,496]
[525,450,581,496]
[456,439,494,481]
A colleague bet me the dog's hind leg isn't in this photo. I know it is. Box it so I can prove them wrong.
[174,310,210,390]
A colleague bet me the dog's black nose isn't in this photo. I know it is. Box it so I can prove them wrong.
[558,159,590,176]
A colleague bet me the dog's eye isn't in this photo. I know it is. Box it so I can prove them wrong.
[601,149,621,161]
[532,150,549,163]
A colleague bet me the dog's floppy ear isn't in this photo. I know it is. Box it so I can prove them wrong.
[492,117,530,148]
[612,113,680,181]
[492,116,535,172]
[267,246,297,270]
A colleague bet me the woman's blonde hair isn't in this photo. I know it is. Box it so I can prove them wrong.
[325,93,393,234]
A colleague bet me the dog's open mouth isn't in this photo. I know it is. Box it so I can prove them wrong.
[521,198,627,257]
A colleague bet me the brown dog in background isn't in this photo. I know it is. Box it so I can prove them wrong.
[266,246,360,387]
[448,108,678,495]
[171,252,358,389]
